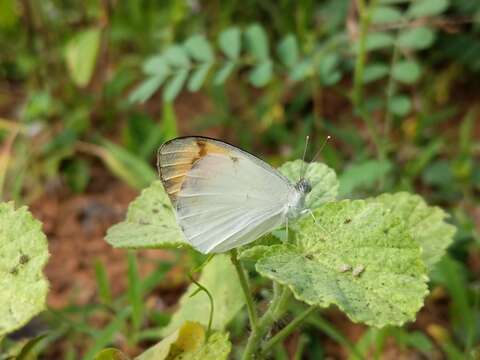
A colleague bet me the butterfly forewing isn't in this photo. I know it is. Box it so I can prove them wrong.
[158,137,295,253]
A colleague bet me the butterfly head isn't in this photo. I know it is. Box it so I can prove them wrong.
[295,178,312,195]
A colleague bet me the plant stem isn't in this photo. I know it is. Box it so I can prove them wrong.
[242,284,291,360]
[261,306,317,356]
[352,0,385,161]
[230,249,259,328]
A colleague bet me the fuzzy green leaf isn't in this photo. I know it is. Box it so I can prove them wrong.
[0,202,49,336]
[218,27,241,59]
[184,35,214,62]
[371,193,456,270]
[248,60,273,87]
[277,34,298,68]
[143,56,169,76]
[397,27,436,50]
[65,28,101,87]
[163,69,189,102]
[278,160,338,209]
[213,61,236,85]
[105,181,186,249]
[372,5,403,23]
[407,0,449,18]
[161,255,244,336]
[129,76,166,104]
[254,200,428,327]
[289,59,313,81]
[388,95,412,116]
[244,24,269,61]
[358,32,394,51]
[393,60,422,84]
[318,54,341,86]
[164,46,190,68]
[188,63,211,92]
[362,63,389,83]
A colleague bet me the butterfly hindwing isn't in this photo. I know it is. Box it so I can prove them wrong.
[158,137,294,253]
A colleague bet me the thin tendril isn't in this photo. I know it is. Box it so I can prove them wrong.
[188,273,214,340]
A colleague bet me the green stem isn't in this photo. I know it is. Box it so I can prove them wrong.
[352,0,385,161]
[242,284,291,360]
[230,249,259,328]
[261,306,317,356]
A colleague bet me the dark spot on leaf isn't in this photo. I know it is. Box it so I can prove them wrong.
[344,218,351,224]
[152,208,159,214]
[383,228,389,234]
[19,254,30,265]
[139,220,151,225]
[162,204,170,210]
[305,254,314,260]
[230,156,239,163]
[10,267,18,275]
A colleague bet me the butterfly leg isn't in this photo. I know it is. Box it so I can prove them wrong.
[306,209,330,234]
[285,217,289,242]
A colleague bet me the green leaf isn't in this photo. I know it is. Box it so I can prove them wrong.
[161,255,244,336]
[388,95,412,116]
[98,139,157,190]
[15,333,48,360]
[188,63,211,92]
[278,160,339,209]
[218,27,241,59]
[361,32,395,51]
[248,60,273,87]
[397,27,436,50]
[143,56,169,76]
[213,61,236,85]
[164,46,190,68]
[0,202,49,337]
[129,76,166,104]
[289,59,313,81]
[254,200,428,327]
[65,28,101,87]
[94,348,130,360]
[277,34,298,68]
[318,54,341,86]
[163,69,189,102]
[184,35,214,62]
[362,63,389,83]
[244,24,269,61]
[392,60,421,84]
[407,0,449,18]
[372,5,403,23]
[138,322,231,360]
[339,160,392,196]
[105,181,186,249]
[371,193,456,270]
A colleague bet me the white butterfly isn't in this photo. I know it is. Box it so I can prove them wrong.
[157,136,313,254]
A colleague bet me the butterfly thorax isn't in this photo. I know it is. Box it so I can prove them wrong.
[286,179,311,219]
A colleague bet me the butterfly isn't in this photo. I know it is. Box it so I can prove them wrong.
[157,136,314,254]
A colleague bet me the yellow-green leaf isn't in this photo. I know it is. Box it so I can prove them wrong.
[0,202,49,336]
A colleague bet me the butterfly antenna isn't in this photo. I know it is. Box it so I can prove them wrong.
[311,135,332,163]
[300,135,310,181]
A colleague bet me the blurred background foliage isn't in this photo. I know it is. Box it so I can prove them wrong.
[0,0,479,359]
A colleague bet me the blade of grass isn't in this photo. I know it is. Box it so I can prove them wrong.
[83,307,130,360]
[94,259,112,307]
[127,251,144,343]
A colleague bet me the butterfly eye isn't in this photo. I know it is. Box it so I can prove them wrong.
[296,179,312,194]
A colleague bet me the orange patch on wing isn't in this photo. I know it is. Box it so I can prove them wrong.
[158,138,230,202]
